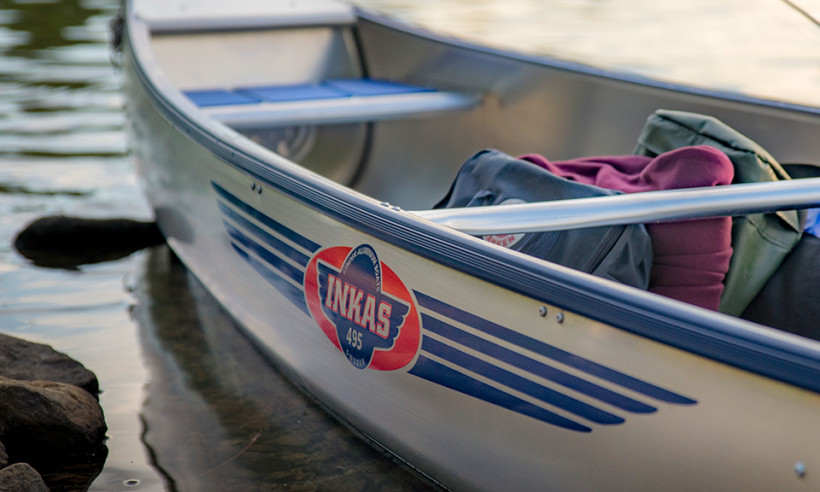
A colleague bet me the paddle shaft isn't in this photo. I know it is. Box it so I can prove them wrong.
[414,177,820,234]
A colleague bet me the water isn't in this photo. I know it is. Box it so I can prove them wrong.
[354,0,820,107]
[0,0,158,489]
[0,0,817,490]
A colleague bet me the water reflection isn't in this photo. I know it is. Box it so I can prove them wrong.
[7,0,88,50]
[131,246,433,491]
[0,0,159,489]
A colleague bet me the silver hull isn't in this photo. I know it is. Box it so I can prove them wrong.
[123,1,820,489]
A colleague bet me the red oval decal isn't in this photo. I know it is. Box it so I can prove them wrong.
[304,245,420,371]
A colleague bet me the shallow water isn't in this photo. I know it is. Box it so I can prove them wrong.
[0,0,817,490]
[0,0,158,489]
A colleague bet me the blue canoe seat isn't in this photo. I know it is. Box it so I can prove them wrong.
[184,78,479,129]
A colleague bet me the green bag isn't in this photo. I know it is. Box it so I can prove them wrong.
[634,110,803,316]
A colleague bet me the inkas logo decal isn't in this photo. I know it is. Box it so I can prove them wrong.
[304,245,420,371]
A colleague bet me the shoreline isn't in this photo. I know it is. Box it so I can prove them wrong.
[0,333,108,491]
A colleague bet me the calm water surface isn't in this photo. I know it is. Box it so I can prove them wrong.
[356,0,820,106]
[0,0,817,490]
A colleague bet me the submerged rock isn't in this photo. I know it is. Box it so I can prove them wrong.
[0,333,99,395]
[36,446,108,492]
[0,376,107,464]
[13,215,165,269]
[0,463,49,492]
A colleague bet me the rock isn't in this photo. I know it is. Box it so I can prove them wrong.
[0,376,107,464]
[0,463,49,492]
[37,446,107,492]
[0,333,99,395]
[0,336,109,489]
[0,440,7,468]
[13,215,165,269]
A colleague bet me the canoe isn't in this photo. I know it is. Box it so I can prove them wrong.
[119,0,820,490]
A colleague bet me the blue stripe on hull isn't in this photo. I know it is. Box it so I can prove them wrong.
[225,222,306,286]
[219,201,312,267]
[409,355,592,433]
[420,313,655,414]
[415,291,696,405]
[213,182,316,315]
[213,182,321,253]
[421,335,625,425]
[229,242,309,315]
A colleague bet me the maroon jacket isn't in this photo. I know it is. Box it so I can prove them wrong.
[520,146,734,311]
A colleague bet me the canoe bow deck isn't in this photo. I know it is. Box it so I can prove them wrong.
[122,1,820,490]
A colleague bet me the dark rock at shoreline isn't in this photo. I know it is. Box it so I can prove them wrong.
[0,334,108,490]
[13,215,165,269]
[0,376,107,464]
[0,463,49,492]
[0,333,99,395]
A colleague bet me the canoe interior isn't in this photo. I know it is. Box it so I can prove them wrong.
[145,12,820,212]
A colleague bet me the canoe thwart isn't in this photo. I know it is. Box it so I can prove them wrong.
[185,79,480,128]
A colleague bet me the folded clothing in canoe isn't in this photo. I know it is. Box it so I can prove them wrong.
[435,149,654,292]
[520,146,734,311]
[634,110,802,315]
[437,110,804,314]
[438,146,735,311]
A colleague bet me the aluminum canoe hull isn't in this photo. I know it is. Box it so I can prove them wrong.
[122,2,820,490]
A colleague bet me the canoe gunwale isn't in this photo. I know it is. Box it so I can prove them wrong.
[124,4,820,395]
